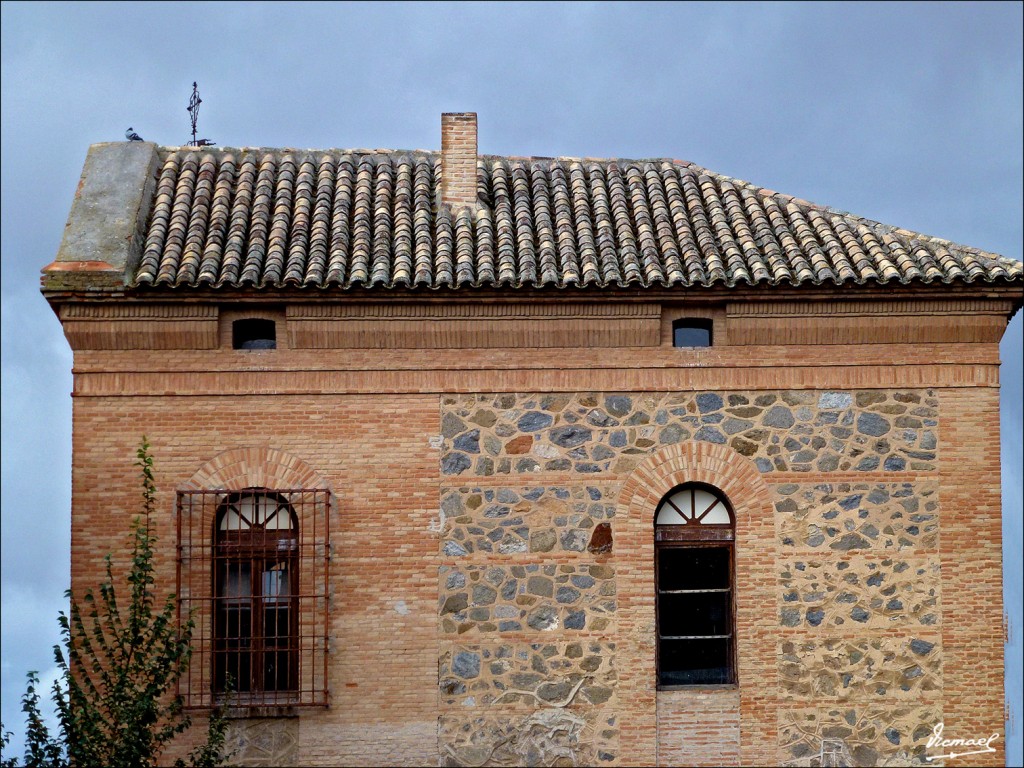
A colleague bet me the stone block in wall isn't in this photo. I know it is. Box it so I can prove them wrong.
[779,636,942,700]
[439,564,616,635]
[439,709,618,766]
[439,391,938,477]
[779,557,941,630]
[439,641,617,707]
[775,482,939,551]
[778,704,942,766]
[440,485,616,557]
[223,718,298,767]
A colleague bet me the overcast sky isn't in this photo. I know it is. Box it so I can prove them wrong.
[1,1,1021,762]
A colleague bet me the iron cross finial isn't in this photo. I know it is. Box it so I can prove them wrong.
[187,82,213,147]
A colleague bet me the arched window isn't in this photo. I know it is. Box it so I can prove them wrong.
[655,483,735,686]
[177,484,330,709]
[214,490,298,696]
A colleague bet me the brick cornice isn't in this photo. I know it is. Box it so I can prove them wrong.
[69,362,999,397]
[286,302,658,319]
[61,304,217,319]
[52,293,1016,350]
[726,298,1013,316]
[42,278,1024,308]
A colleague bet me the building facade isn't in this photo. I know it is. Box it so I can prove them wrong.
[42,113,1022,766]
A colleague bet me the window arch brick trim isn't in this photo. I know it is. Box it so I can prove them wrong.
[617,442,767,521]
[180,446,331,494]
[614,441,777,766]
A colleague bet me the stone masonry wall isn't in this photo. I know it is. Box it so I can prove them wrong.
[773,478,944,766]
[779,637,941,700]
[437,481,619,765]
[438,563,616,635]
[440,485,616,558]
[440,391,938,478]
[437,405,631,765]
[437,389,949,767]
[775,482,939,552]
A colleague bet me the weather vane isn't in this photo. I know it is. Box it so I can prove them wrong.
[186,82,214,147]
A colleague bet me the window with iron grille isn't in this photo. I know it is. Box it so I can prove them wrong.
[655,483,736,687]
[176,488,330,709]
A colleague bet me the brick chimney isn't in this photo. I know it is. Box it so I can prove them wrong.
[440,112,478,212]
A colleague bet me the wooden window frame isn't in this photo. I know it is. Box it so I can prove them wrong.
[213,491,299,697]
[655,483,737,689]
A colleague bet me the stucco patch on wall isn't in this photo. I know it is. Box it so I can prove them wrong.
[439,641,616,707]
[779,636,942,700]
[223,718,298,767]
[779,557,942,630]
[778,704,942,766]
[439,709,618,766]
[775,482,939,552]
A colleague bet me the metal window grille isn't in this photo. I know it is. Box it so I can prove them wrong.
[177,488,330,709]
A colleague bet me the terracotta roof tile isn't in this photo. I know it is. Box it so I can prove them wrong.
[132,148,1023,290]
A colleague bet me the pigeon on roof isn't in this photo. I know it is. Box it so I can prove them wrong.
[125,127,144,142]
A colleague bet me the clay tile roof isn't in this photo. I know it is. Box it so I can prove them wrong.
[133,148,1023,290]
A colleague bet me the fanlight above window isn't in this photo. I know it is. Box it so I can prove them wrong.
[219,491,296,532]
[655,485,732,526]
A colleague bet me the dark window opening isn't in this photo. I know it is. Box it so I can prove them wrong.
[672,318,713,348]
[655,484,735,687]
[233,319,277,350]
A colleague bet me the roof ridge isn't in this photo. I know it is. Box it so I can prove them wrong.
[157,145,441,157]
[156,146,692,166]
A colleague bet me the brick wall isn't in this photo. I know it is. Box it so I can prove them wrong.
[657,689,740,766]
[440,112,477,211]
[63,298,1008,766]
